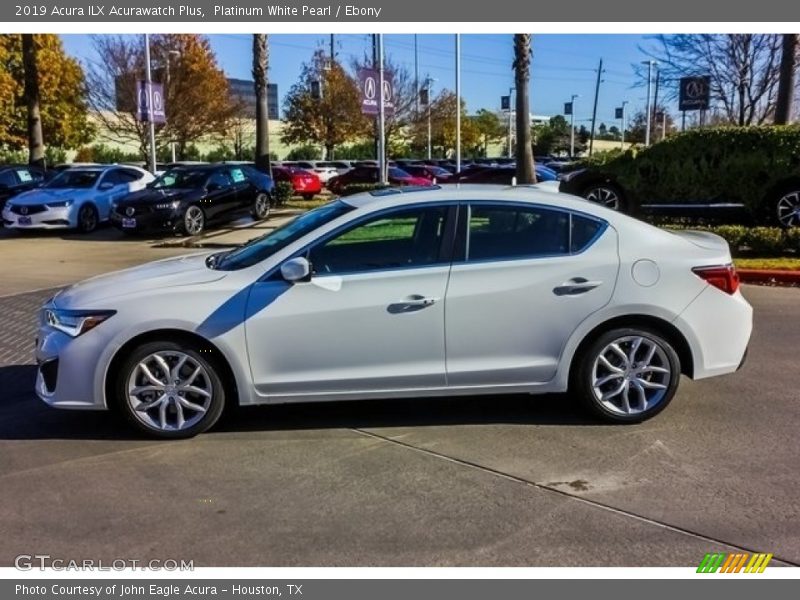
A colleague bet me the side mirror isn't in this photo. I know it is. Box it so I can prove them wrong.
[99,181,114,191]
[280,257,311,283]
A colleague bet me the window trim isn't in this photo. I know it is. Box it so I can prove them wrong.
[456,200,608,265]
[263,201,460,281]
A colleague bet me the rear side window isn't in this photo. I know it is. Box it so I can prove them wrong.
[467,205,570,261]
[571,214,605,253]
[118,169,143,182]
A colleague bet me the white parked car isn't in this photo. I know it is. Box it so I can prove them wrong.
[34,185,752,438]
[292,161,339,184]
[3,165,153,233]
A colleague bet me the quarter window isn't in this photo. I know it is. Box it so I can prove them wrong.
[467,205,570,261]
[571,214,604,253]
[308,207,449,275]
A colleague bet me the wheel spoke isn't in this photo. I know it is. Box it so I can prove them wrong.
[135,394,166,412]
[619,382,631,413]
[641,365,669,374]
[183,385,211,398]
[178,397,207,413]
[595,373,623,387]
[139,363,165,386]
[601,380,627,401]
[159,398,168,429]
[131,384,164,396]
[628,337,643,362]
[153,353,172,379]
[632,380,648,410]
[636,378,667,390]
[598,355,624,373]
[642,342,658,366]
[171,355,188,380]
[183,365,202,386]
[174,398,185,430]
[609,343,629,366]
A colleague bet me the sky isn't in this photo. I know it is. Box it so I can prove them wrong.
[61,33,667,128]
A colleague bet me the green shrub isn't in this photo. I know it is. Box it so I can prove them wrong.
[744,227,785,255]
[785,227,800,253]
[599,126,800,220]
[711,225,749,254]
[274,181,294,206]
[339,183,392,196]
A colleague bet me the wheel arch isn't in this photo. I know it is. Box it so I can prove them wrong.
[568,314,694,382]
[104,328,240,412]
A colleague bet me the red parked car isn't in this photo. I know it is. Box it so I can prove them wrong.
[272,166,322,200]
[327,166,431,195]
[401,164,453,182]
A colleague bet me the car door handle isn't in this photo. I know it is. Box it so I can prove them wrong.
[387,295,440,314]
[553,278,603,296]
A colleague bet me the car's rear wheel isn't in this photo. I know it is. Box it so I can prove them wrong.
[582,184,626,212]
[775,187,800,227]
[572,327,680,423]
[183,205,205,236]
[251,192,271,220]
[114,341,226,439]
[76,203,99,233]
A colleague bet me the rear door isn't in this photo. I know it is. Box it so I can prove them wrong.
[227,166,253,211]
[444,202,619,386]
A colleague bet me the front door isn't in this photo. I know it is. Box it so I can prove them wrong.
[444,202,619,386]
[204,170,237,220]
[244,205,455,398]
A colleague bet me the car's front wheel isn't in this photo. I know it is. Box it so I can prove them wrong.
[76,203,99,233]
[114,341,226,439]
[251,192,271,220]
[774,187,800,228]
[183,205,205,236]
[572,327,680,423]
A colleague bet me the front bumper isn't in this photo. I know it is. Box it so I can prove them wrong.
[2,206,73,229]
[110,207,182,233]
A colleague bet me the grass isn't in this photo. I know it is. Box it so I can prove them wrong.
[734,257,800,271]
[284,196,331,210]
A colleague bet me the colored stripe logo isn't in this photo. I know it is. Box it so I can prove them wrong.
[697,552,772,573]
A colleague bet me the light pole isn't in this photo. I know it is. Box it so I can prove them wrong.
[161,49,180,163]
[455,34,461,173]
[569,94,578,158]
[507,87,515,159]
[620,100,628,148]
[424,76,436,160]
[144,34,157,174]
[642,60,656,146]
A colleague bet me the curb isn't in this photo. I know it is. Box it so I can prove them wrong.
[738,269,800,284]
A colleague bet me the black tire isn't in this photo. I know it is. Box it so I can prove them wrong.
[770,184,800,228]
[251,191,272,221]
[182,204,205,236]
[76,203,99,233]
[302,193,315,200]
[113,340,226,439]
[581,183,628,213]
[571,327,680,423]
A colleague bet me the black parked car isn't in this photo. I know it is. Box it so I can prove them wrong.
[0,165,49,213]
[111,164,274,236]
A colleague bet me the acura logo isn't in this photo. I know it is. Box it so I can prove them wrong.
[685,80,707,98]
[125,207,135,217]
[20,206,28,215]
[364,77,376,100]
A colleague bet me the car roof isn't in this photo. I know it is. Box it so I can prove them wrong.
[340,183,619,220]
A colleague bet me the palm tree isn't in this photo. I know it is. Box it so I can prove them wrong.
[252,34,271,175]
[513,34,535,184]
[21,34,45,167]
[775,34,798,124]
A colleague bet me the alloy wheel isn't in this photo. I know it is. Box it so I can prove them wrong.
[584,186,621,210]
[184,206,205,236]
[78,205,97,232]
[776,191,800,227]
[126,351,213,432]
[591,335,671,416]
[254,193,270,219]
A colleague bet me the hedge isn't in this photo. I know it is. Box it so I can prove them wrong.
[599,127,800,220]
[666,224,800,256]
[273,182,294,206]
[339,183,392,196]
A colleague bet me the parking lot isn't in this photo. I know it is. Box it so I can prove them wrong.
[0,223,799,567]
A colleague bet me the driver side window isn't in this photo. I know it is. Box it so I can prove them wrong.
[208,171,233,189]
[308,206,450,275]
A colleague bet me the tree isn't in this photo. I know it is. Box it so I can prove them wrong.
[252,34,271,174]
[408,90,479,158]
[775,34,798,124]
[641,34,783,125]
[86,34,240,161]
[21,35,44,166]
[625,106,676,144]
[0,34,93,154]
[513,34,535,183]
[472,109,504,156]
[282,49,370,158]
[532,115,571,155]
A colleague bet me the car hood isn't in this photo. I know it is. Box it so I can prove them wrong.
[11,188,91,204]
[54,252,227,307]
[119,187,201,205]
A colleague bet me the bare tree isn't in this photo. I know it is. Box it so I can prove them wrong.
[253,34,271,174]
[641,34,783,125]
[513,34,535,184]
[21,34,45,167]
[775,34,798,124]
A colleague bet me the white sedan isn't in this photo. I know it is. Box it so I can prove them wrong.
[34,185,752,438]
[3,165,153,233]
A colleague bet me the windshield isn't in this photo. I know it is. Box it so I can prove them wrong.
[214,200,355,270]
[45,170,101,189]
[150,169,209,190]
[389,167,411,179]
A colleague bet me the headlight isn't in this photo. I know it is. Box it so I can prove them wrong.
[44,308,116,337]
[155,200,181,210]
[46,200,73,208]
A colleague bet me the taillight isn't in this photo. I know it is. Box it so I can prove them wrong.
[692,264,740,295]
